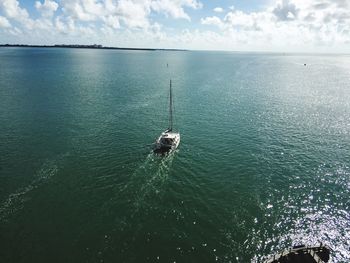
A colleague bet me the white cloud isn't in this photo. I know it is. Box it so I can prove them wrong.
[199,0,350,51]
[1,0,29,19]
[116,0,151,28]
[8,26,22,35]
[58,0,201,29]
[35,0,59,17]
[213,7,224,13]
[151,0,202,21]
[224,10,261,29]
[201,16,224,29]
[0,16,11,28]
[0,0,35,29]
[61,0,105,21]
[1,0,350,52]
[54,16,76,34]
[103,15,120,29]
[272,0,298,21]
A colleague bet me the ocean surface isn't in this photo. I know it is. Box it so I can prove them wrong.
[0,48,349,262]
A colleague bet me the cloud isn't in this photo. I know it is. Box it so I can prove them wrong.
[272,0,298,21]
[224,10,263,30]
[54,16,75,34]
[116,0,151,28]
[313,2,330,10]
[0,0,35,29]
[151,0,202,21]
[0,16,11,28]
[213,7,224,13]
[201,16,224,29]
[1,0,30,20]
[35,0,59,17]
[1,0,350,52]
[333,0,349,8]
[58,0,202,29]
[199,0,350,51]
[61,0,105,22]
[103,15,120,29]
[58,0,150,29]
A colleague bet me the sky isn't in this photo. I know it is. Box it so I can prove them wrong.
[0,0,350,52]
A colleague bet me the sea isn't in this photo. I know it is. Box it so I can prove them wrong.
[0,48,349,262]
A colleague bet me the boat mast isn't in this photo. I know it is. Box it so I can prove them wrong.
[169,79,173,131]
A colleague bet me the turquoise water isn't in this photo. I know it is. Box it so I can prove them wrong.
[0,48,349,262]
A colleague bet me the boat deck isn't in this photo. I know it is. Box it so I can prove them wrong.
[263,244,331,263]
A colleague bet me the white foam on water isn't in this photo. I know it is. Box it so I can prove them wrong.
[0,153,69,222]
[132,150,177,211]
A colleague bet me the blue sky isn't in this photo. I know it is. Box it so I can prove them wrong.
[1,0,350,52]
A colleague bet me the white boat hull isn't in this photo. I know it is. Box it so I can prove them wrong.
[154,130,180,153]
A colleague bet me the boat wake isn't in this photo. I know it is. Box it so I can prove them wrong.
[135,151,176,209]
[0,153,69,222]
[121,150,177,213]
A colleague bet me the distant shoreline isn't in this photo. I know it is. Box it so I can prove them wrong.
[0,44,186,52]
[2,44,349,55]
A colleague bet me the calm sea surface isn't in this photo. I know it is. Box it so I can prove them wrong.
[0,48,349,262]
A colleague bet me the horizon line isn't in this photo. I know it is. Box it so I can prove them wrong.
[1,44,350,56]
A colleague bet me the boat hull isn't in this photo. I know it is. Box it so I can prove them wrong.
[153,131,180,154]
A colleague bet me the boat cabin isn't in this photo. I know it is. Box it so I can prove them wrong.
[160,137,173,145]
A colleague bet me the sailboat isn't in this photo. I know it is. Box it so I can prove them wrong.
[154,79,180,153]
